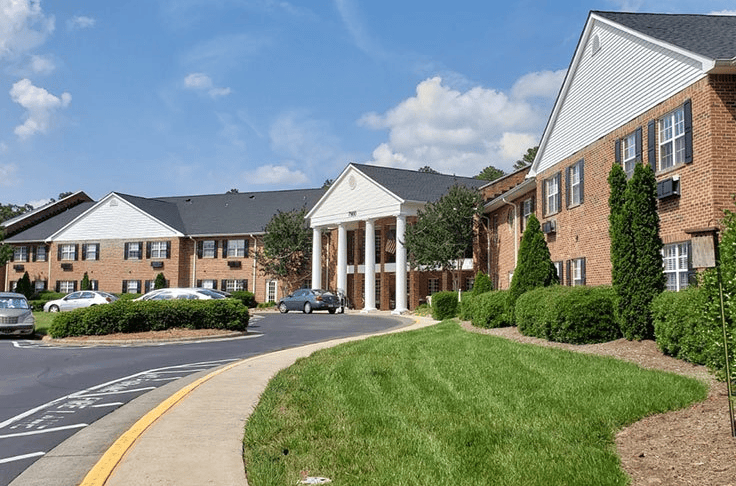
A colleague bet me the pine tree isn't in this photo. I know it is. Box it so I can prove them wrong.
[81,272,91,291]
[15,271,34,299]
[508,214,558,315]
[154,272,167,290]
[471,271,492,296]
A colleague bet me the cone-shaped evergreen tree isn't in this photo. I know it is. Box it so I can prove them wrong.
[15,271,33,299]
[81,272,91,291]
[508,214,558,317]
[616,163,665,340]
[154,272,167,289]
[608,163,629,293]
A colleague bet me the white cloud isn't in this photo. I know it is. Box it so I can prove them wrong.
[0,0,54,60]
[0,163,17,186]
[710,10,736,15]
[26,197,51,208]
[28,53,54,74]
[511,70,567,100]
[66,15,95,30]
[10,78,71,140]
[359,75,560,176]
[183,72,231,98]
[249,164,309,186]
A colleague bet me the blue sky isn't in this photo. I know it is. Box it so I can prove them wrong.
[1,0,734,206]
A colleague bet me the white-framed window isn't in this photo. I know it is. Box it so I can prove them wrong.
[428,278,440,295]
[13,246,28,262]
[203,240,216,258]
[36,245,47,262]
[227,239,246,258]
[663,242,692,291]
[659,106,686,171]
[622,132,637,176]
[150,241,167,259]
[554,261,563,282]
[224,279,247,292]
[59,280,75,293]
[83,243,98,261]
[567,160,584,207]
[125,242,141,260]
[201,279,216,289]
[125,280,141,293]
[34,280,47,291]
[521,198,533,230]
[545,174,560,215]
[570,258,586,286]
[60,244,76,261]
[266,280,278,303]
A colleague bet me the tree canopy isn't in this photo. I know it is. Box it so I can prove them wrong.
[418,166,439,174]
[404,184,482,291]
[475,166,505,181]
[513,146,538,170]
[257,207,312,295]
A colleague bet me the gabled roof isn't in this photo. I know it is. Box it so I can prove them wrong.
[5,202,95,243]
[1,191,93,237]
[351,163,487,203]
[593,11,736,61]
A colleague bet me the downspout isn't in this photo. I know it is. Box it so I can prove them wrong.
[46,240,52,292]
[481,215,491,276]
[189,236,197,287]
[502,198,518,268]
[251,235,257,298]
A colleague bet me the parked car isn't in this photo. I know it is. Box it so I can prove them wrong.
[44,291,119,312]
[278,289,341,314]
[0,292,36,336]
[135,288,227,301]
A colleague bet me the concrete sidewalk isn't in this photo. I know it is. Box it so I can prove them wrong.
[15,312,437,486]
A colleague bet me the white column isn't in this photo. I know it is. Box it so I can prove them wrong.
[363,219,376,311]
[311,227,322,289]
[336,223,348,295]
[393,214,408,314]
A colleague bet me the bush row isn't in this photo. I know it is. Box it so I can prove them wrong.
[459,291,511,328]
[49,299,249,338]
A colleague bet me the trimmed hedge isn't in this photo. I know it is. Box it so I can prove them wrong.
[49,299,249,338]
[652,287,710,365]
[460,290,510,328]
[431,291,459,320]
[231,290,257,308]
[516,286,620,344]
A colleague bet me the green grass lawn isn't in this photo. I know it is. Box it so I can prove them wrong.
[243,321,707,486]
[33,311,54,336]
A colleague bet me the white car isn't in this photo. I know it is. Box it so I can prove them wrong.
[44,291,119,312]
[134,288,227,301]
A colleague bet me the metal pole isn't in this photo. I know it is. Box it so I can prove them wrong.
[713,231,736,437]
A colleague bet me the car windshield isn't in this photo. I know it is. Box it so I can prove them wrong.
[0,297,30,309]
[195,289,224,299]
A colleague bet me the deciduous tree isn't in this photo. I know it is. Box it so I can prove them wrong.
[257,207,312,296]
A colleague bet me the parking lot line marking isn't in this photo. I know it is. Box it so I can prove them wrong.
[0,424,88,439]
[91,402,124,408]
[80,387,156,397]
[0,452,45,464]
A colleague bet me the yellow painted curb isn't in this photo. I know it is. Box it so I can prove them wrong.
[79,359,244,486]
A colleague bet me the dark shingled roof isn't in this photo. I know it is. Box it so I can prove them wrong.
[5,202,95,242]
[351,164,487,203]
[157,188,326,235]
[594,11,736,60]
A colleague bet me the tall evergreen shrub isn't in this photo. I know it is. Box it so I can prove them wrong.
[471,271,492,296]
[15,271,34,299]
[154,272,167,290]
[508,214,558,319]
[81,272,91,291]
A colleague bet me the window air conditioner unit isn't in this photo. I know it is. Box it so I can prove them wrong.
[657,177,680,199]
[13,264,24,272]
[542,220,557,234]
[151,261,164,269]
[227,260,242,268]
[61,263,73,271]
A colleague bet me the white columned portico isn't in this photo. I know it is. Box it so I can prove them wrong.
[336,223,348,295]
[363,218,376,311]
[392,214,408,314]
[311,227,322,289]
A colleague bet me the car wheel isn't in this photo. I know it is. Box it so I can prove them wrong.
[303,302,312,314]
[278,302,288,314]
[328,308,336,314]
[48,305,59,313]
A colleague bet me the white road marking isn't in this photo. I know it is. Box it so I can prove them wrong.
[91,402,124,408]
[0,452,45,464]
[0,424,88,439]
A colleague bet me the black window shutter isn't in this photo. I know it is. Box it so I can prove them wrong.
[91,280,98,290]
[557,262,563,283]
[43,280,48,290]
[566,260,571,286]
[242,279,248,291]
[136,280,142,293]
[31,246,36,262]
[95,244,100,261]
[244,240,250,257]
[73,281,78,292]
[519,202,525,231]
[146,242,152,259]
[58,245,62,261]
[565,166,571,209]
[222,240,228,258]
[531,196,536,215]
[55,281,61,292]
[213,240,218,259]
[122,280,128,293]
[82,244,87,261]
[212,280,218,290]
[647,120,657,171]
[145,280,151,293]
[542,178,547,215]
[74,244,79,261]
[614,138,621,165]
[166,241,171,259]
[581,258,587,285]
[197,241,203,258]
[684,99,693,164]
[139,242,144,259]
[221,279,227,291]
[579,160,584,204]
[196,279,202,287]
[635,127,643,162]
[555,173,561,213]
[124,243,129,260]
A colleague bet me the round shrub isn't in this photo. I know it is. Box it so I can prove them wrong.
[652,287,706,361]
[431,291,459,320]
[231,290,257,308]
[471,290,511,328]
[471,272,492,296]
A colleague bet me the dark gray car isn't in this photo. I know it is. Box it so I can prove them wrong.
[278,289,340,314]
[0,292,35,336]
